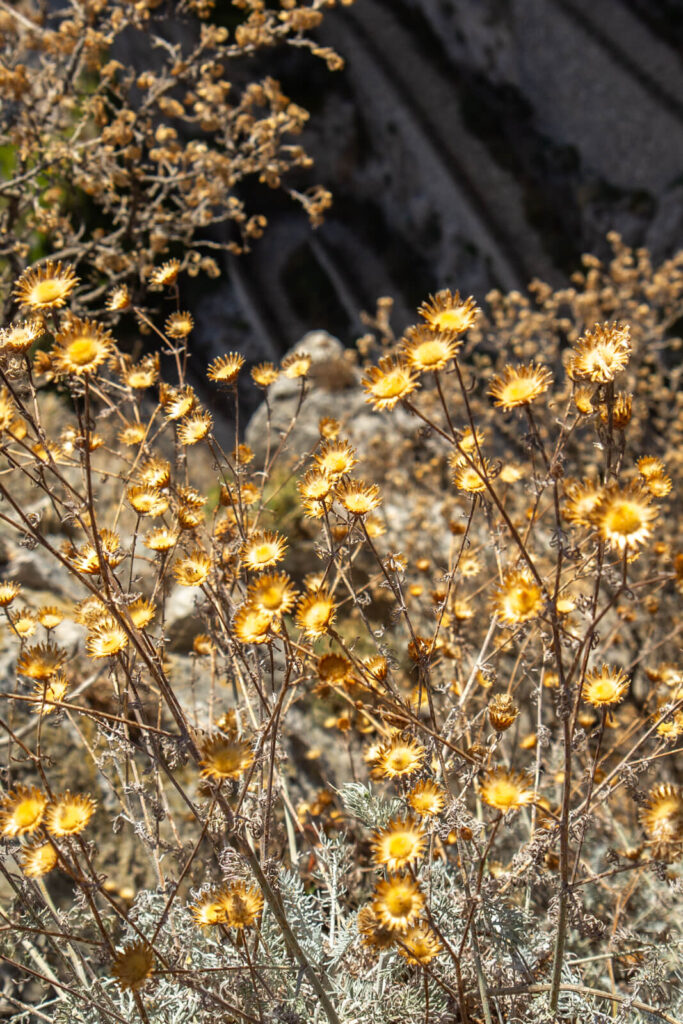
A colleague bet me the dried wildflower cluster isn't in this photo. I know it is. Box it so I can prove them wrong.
[0,237,682,1024]
[0,0,350,315]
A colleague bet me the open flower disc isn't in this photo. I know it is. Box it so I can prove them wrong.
[14,261,79,310]
[0,785,47,837]
[488,363,553,410]
[479,768,534,812]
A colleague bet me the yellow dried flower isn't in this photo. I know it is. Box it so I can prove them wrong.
[45,791,96,836]
[14,261,79,311]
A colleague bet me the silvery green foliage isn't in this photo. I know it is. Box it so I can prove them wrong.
[337,782,402,829]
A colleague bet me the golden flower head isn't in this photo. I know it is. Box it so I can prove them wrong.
[86,618,129,659]
[246,573,298,618]
[317,653,353,687]
[51,318,114,376]
[493,568,544,625]
[314,439,357,479]
[149,259,181,288]
[251,362,279,388]
[0,785,47,838]
[127,598,156,630]
[407,779,446,817]
[45,791,96,836]
[14,261,79,311]
[219,881,264,929]
[488,363,553,410]
[11,609,38,638]
[38,605,64,630]
[397,923,443,965]
[177,410,213,446]
[418,289,480,335]
[0,580,21,607]
[165,311,194,338]
[105,285,130,312]
[240,531,287,571]
[17,642,67,681]
[401,323,460,372]
[144,526,180,552]
[138,457,171,490]
[281,350,311,379]
[191,893,228,927]
[373,735,426,780]
[371,817,426,872]
[111,941,155,991]
[336,478,382,515]
[118,421,148,446]
[295,589,336,638]
[199,734,254,780]
[488,693,519,732]
[124,353,159,389]
[569,321,631,383]
[160,383,196,420]
[32,671,68,715]
[173,550,211,587]
[362,356,420,411]
[639,783,683,847]
[21,841,58,878]
[479,767,534,812]
[232,602,273,645]
[452,457,492,494]
[563,478,603,527]
[207,352,245,385]
[298,467,333,504]
[583,665,630,707]
[0,319,43,353]
[600,391,632,430]
[372,875,424,932]
[357,905,397,950]
[319,416,341,439]
[591,482,656,553]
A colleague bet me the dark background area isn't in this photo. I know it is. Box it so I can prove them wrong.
[162,1,683,406]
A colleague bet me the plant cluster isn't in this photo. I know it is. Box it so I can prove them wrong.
[0,0,351,317]
[0,235,681,1023]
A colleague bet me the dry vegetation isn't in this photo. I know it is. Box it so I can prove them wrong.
[0,3,682,1024]
[0,235,680,1024]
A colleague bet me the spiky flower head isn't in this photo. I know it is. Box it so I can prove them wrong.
[590,482,656,552]
[373,734,426,780]
[397,923,443,965]
[85,618,128,659]
[479,767,534,812]
[232,603,273,644]
[314,438,357,478]
[14,261,79,311]
[493,568,544,624]
[207,352,245,385]
[418,289,479,336]
[240,531,287,571]
[0,785,47,838]
[295,589,336,637]
[45,791,96,836]
[149,259,180,288]
[563,478,603,527]
[372,875,424,932]
[32,671,68,715]
[371,818,427,872]
[165,311,194,338]
[173,550,211,587]
[362,356,420,411]
[111,941,155,991]
[569,321,631,383]
[246,573,298,618]
[21,841,58,878]
[177,410,212,446]
[199,734,254,780]
[0,580,21,607]
[281,350,311,379]
[401,324,460,372]
[639,783,683,858]
[51,318,114,376]
[357,905,397,950]
[336,479,382,515]
[251,362,279,388]
[17,643,67,681]
[582,665,630,707]
[407,779,446,817]
[488,363,553,410]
